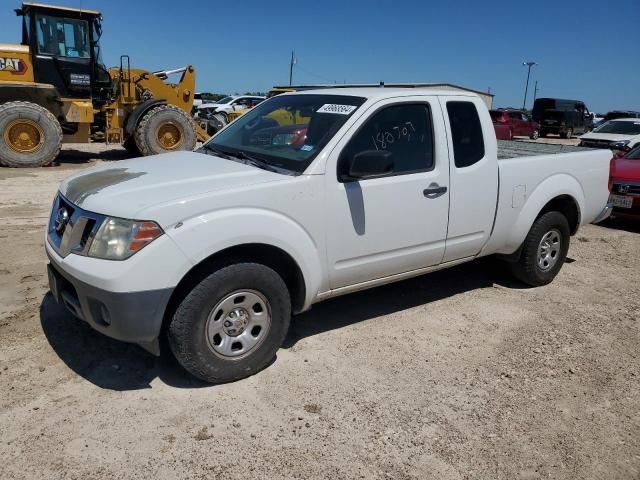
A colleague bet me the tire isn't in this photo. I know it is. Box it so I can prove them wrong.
[167,263,292,383]
[122,136,141,157]
[0,101,62,167]
[510,211,570,287]
[134,104,197,156]
[530,129,539,140]
[540,130,547,138]
[560,128,573,139]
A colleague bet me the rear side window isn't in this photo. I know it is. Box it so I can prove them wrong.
[446,101,485,168]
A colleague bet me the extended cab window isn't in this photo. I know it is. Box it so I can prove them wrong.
[447,101,485,168]
[340,104,434,177]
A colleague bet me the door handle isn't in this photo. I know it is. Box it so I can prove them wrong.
[423,184,447,197]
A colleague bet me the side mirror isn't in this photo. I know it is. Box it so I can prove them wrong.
[339,150,394,182]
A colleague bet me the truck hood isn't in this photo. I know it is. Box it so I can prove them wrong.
[60,151,285,220]
[579,132,640,142]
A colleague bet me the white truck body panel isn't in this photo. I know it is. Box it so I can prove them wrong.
[48,88,612,348]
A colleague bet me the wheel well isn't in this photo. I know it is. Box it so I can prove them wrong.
[124,99,166,137]
[162,243,306,331]
[537,195,581,235]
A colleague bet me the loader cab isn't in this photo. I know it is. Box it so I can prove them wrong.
[16,3,113,103]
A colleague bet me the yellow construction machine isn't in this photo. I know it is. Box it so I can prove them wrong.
[0,2,208,167]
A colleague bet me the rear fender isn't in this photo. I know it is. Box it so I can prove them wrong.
[0,82,64,119]
[504,174,584,253]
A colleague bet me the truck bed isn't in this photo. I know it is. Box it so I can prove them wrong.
[497,140,594,160]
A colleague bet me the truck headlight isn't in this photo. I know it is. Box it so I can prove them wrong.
[88,217,163,260]
[610,140,630,151]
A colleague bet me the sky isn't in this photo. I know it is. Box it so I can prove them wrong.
[2,0,638,113]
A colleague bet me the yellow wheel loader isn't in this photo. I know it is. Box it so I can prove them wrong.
[0,2,208,167]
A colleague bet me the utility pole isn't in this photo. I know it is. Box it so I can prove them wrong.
[289,50,296,86]
[533,80,539,104]
[522,61,537,109]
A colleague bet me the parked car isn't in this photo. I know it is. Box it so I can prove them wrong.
[490,109,540,139]
[608,143,640,220]
[579,118,640,152]
[197,95,265,122]
[593,110,640,130]
[592,113,605,128]
[45,88,612,383]
[533,98,593,138]
[193,93,205,108]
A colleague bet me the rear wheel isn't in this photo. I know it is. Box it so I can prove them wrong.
[510,211,570,286]
[167,263,292,383]
[530,129,539,140]
[0,101,62,167]
[560,128,573,139]
[134,104,197,156]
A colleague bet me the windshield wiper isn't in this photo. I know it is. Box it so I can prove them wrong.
[232,150,287,174]
[200,143,237,161]
[200,144,294,175]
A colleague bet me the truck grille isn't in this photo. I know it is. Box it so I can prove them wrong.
[47,194,106,258]
[581,139,613,149]
[614,183,640,195]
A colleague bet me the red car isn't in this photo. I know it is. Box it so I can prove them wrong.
[609,144,640,220]
[490,109,540,140]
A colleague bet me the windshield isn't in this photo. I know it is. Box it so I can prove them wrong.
[626,144,640,160]
[489,110,504,121]
[595,120,640,135]
[199,94,366,174]
[35,14,90,58]
[216,96,234,104]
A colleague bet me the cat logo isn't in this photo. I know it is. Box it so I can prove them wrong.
[0,57,28,75]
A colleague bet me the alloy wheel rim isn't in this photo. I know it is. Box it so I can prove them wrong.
[537,229,561,271]
[205,290,272,358]
[156,122,184,150]
[4,119,45,153]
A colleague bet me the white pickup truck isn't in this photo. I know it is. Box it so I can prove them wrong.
[46,88,613,383]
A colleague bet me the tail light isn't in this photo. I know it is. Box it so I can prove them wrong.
[608,157,615,192]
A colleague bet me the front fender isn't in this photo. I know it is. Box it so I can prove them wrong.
[165,207,324,309]
[504,173,585,254]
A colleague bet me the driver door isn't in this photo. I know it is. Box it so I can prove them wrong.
[324,97,450,289]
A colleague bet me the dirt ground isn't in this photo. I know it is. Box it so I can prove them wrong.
[0,142,638,480]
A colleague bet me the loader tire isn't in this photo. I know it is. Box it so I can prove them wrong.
[0,101,62,168]
[134,104,197,156]
[123,136,141,157]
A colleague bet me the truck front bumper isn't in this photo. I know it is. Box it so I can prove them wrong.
[46,247,175,356]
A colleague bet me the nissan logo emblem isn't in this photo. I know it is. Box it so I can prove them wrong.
[54,207,69,234]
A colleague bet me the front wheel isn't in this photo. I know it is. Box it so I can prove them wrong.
[134,104,197,156]
[510,211,570,286]
[167,263,291,383]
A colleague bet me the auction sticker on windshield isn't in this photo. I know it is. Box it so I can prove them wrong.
[316,104,358,115]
